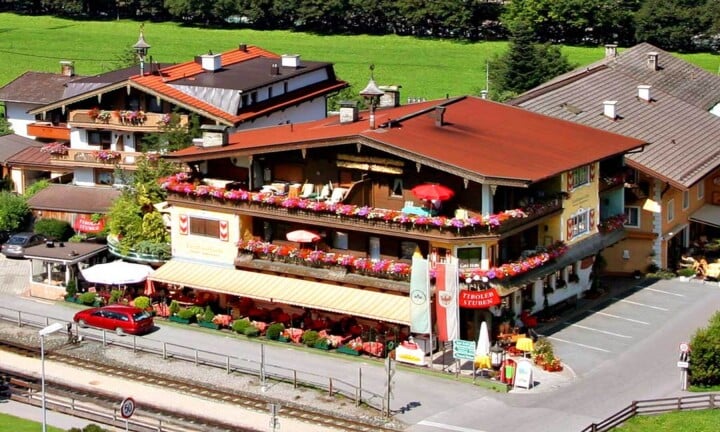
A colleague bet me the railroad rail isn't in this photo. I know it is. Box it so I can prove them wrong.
[0,339,401,432]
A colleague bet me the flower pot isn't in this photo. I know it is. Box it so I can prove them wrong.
[198,321,219,330]
[337,345,361,356]
[169,316,191,324]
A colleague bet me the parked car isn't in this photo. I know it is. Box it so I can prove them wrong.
[0,232,46,258]
[74,305,154,335]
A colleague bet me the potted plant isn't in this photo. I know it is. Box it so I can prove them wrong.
[133,295,151,311]
[677,267,696,281]
[171,308,195,324]
[64,280,77,302]
[78,291,97,306]
[266,323,285,341]
[198,305,219,329]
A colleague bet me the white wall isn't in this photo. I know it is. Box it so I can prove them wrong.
[70,128,137,151]
[5,102,36,138]
[73,167,95,186]
[232,98,327,132]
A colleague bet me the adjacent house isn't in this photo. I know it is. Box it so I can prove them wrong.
[511,43,720,274]
[150,93,645,343]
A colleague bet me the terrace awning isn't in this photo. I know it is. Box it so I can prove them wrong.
[149,260,411,325]
[689,204,720,228]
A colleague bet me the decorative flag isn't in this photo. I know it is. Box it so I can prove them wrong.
[435,256,460,342]
[409,253,431,334]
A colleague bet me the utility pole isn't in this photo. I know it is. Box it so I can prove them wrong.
[384,355,396,416]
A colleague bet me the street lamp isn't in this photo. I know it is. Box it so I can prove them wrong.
[359,64,384,130]
[39,322,65,432]
[490,343,505,370]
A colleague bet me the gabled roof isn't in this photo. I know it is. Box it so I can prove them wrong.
[27,184,120,213]
[510,43,720,189]
[0,134,43,164]
[170,96,645,187]
[29,45,347,127]
[6,146,54,169]
[0,72,80,105]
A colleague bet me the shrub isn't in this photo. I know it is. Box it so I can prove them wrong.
[176,308,196,320]
[689,311,720,387]
[188,305,204,317]
[78,292,97,306]
[201,305,214,323]
[168,300,179,316]
[109,289,122,305]
[242,326,260,337]
[133,296,151,310]
[266,323,285,340]
[302,330,320,347]
[65,280,77,298]
[33,217,73,241]
[232,318,251,333]
[646,269,676,279]
[677,268,697,277]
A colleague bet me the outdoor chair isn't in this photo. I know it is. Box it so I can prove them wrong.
[299,183,316,199]
[316,184,331,201]
[326,187,348,204]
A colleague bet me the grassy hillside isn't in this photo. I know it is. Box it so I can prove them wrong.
[0,13,718,100]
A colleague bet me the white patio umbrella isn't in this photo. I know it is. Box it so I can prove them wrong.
[81,260,154,285]
[475,321,491,357]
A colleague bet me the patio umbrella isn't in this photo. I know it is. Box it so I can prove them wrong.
[81,260,154,285]
[144,278,155,296]
[286,229,321,243]
[475,321,491,357]
[411,183,455,201]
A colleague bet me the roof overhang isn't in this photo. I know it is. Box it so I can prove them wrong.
[689,204,720,228]
[28,81,130,116]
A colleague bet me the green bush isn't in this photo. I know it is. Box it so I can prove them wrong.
[232,318,251,333]
[677,268,697,277]
[69,425,109,432]
[689,311,720,387]
[266,323,285,340]
[65,280,77,298]
[109,289,122,305]
[201,305,214,323]
[33,218,73,241]
[168,300,179,316]
[133,296,151,310]
[302,330,320,347]
[176,308,197,320]
[242,326,260,337]
[78,292,97,306]
[188,305,204,317]
[646,269,676,280]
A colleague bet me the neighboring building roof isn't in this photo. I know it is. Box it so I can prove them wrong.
[0,72,79,104]
[27,184,121,213]
[24,241,107,264]
[510,43,720,189]
[170,96,646,187]
[5,145,53,169]
[0,134,43,164]
[29,45,347,127]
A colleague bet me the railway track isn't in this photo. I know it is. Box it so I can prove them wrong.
[0,338,401,432]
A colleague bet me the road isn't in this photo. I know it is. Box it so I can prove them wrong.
[1,254,719,432]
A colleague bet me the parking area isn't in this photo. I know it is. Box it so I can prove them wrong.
[544,278,717,376]
[0,254,30,295]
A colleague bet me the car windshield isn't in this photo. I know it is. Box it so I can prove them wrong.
[132,311,152,321]
[7,235,29,245]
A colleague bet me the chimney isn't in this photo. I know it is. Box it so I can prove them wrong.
[603,100,618,120]
[434,106,446,127]
[198,124,228,147]
[637,85,652,102]
[239,43,248,52]
[281,54,300,68]
[60,61,75,77]
[339,101,359,124]
[604,44,618,58]
[378,85,401,108]
[647,52,659,71]
[270,63,279,76]
[480,90,488,99]
[200,51,222,72]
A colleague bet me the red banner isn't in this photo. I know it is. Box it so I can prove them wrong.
[73,215,105,233]
[459,289,501,309]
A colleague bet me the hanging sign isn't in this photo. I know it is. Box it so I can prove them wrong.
[73,215,105,233]
[459,289,501,309]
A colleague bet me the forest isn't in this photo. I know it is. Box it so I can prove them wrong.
[3,0,719,52]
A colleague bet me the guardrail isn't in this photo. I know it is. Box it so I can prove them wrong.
[0,307,387,413]
[581,394,719,431]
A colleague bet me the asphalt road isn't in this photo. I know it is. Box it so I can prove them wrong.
[1,254,719,432]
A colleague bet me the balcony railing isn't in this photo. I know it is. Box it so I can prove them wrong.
[69,110,189,132]
[49,148,145,168]
[27,122,70,141]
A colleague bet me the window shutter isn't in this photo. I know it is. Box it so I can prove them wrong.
[179,214,188,235]
[589,209,596,230]
[567,171,574,192]
[566,219,574,241]
[589,164,596,182]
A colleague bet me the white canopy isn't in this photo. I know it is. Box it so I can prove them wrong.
[81,260,154,285]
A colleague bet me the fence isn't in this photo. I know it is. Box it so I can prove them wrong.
[581,393,719,432]
[0,306,387,413]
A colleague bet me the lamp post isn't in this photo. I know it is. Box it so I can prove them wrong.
[132,24,151,76]
[359,64,384,130]
[490,343,505,370]
[39,322,65,432]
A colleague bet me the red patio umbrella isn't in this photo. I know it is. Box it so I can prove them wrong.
[411,183,455,201]
[286,229,321,243]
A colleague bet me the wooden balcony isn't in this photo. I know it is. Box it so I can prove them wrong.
[27,122,70,141]
[167,192,563,244]
[49,148,145,169]
[68,110,189,132]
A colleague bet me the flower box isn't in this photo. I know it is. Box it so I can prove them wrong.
[198,321,219,330]
[169,315,191,324]
[337,345,361,356]
[277,335,290,343]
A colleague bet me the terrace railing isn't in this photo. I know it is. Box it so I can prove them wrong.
[69,109,188,133]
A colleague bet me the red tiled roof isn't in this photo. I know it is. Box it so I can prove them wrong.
[171,97,646,184]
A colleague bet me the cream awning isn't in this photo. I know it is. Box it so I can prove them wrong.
[149,260,411,325]
[690,204,720,228]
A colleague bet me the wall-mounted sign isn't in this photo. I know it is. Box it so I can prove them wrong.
[459,289,500,309]
[73,215,105,233]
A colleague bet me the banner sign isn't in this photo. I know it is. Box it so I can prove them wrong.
[73,215,105,233]
[409,255,431,334]
[435,257,459,342]
[459,289,501,309]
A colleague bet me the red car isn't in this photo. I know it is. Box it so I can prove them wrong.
[74,305,154,335]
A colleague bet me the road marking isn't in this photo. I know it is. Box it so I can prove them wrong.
[417,421,487,432]
[644,287,685,297]
[547,336,612,353]
[613,298,669,311]
[590,311,650,325]
[565,323,632,338]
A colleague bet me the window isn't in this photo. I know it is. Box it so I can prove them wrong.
[268,86,273,98]
[624,206,640,228]
[87,131,112,149]
[391,178,403,197]
[147,98,162,113]
[251,92,257,104]
[284,82,289,94]
[682,190,689,210]
[571,210,590,238]
[95,169,115,186]
[457,247,482,268]
[190,217,220,238]
[698,181,704,200]
[571,165,590,188]
[667,199,675,222]
[241,93,249,108]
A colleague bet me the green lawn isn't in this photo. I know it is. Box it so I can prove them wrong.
[0,13,718,100]
[0,412,66,432]
[618,409,720,431]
